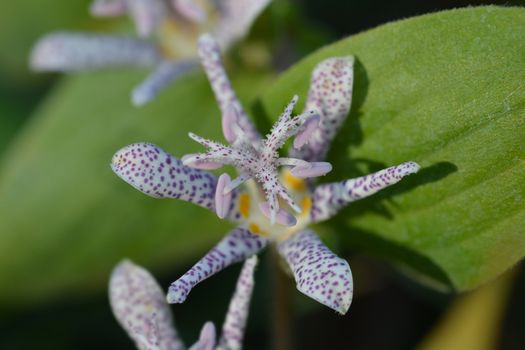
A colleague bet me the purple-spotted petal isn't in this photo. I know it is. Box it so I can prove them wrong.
[109,260,185,350]
[132,60,198,106]
[167,227,268,304]
[197,34,261,143]
[218,256,257,350]
[172,0,207,22]
[30,32,161,72]
[189,322,216,350]
[90,0,127,17]
[215,173,233,219]
[311,161,420,222]
[293,114,320,149]
[277,230,353,315]
[290,56,354,162]
[127,0,166,37]
[213,0,271,50]
[111,143,218,211]
[223,174,250,194]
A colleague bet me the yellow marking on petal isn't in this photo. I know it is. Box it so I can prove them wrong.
[248,223,260,234]
[248,223,269,237]
[283,170,306,191]
[112,157,125,168]
[239,193,251,218]
[301,196,312,214]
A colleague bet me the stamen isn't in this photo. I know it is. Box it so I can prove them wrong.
[224,174,251,194]
[222,105,241,143]
[181,153,224,169]
[215,173,232,219]
[291,162,332,178]
[259,202,297,227]
[276,157,311,168]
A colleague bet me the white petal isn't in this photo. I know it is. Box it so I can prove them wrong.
[197,34,261,143]
[189,322,216,350]
[213,0,271,50]
[167,227,267,304]
[30,32,161,72]
[218,256,258,350]
[278,230,353,315]
[132,60,198,106]
[109,260,185,350]
[111,143,217,211]
[290,56,354,161]
[311,161,420,222]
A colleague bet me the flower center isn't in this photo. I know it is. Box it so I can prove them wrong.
[157,2,218,60]
[157,19,199,59]
[236,170,313,241]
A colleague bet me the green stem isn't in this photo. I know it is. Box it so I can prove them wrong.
[270,246,293,350]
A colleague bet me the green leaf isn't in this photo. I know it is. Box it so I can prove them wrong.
[260,6,525,291]
[0,95,27,155]
[0,69,271,305]
[0,0,94,83]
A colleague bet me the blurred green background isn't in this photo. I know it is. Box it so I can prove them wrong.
[1,0,525,349]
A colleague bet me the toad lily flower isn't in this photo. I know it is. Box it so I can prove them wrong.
[111,34,420,315]
[110,256,257,350]
[30,0,270,106]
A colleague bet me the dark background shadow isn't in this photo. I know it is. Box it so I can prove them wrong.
[301,0,525,39]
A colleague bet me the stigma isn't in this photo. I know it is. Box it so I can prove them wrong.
[183,96,332,225]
